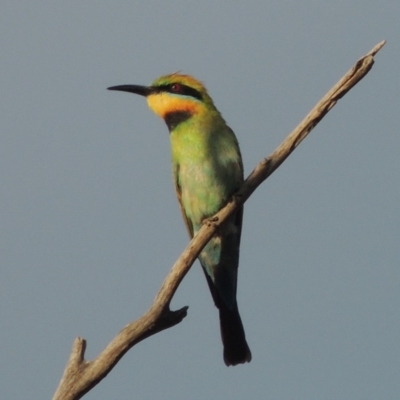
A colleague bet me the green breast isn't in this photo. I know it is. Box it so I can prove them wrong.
[171,118,243,231]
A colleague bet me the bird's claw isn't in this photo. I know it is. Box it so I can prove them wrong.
[203,216,219,227]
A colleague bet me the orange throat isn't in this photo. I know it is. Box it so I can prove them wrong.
[147,93,200,119]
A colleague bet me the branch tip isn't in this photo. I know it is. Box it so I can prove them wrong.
[171,306,189,323]
[69,337,86,365]
[367,40,386,57]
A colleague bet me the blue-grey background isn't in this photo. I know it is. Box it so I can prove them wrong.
[1,2,399,399]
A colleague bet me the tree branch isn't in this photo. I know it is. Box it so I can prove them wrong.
[53,40,385,400]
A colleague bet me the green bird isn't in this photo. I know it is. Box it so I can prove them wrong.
[108,73,251,366]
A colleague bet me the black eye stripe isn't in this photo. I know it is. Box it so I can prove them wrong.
[155,84,203,101]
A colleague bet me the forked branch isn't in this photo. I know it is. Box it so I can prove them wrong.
[53,40,385,400]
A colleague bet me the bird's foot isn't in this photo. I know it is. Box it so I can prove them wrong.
[203,216,219,227]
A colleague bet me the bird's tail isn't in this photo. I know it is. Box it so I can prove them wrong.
[202,264,251,366]
[219,302,252,366]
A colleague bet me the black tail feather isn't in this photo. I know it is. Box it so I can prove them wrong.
[202,264,251,366]
[219,303,252,366]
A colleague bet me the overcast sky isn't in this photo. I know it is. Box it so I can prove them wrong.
[1,2,399,399]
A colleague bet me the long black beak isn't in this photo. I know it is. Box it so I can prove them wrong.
[107,85,154,97]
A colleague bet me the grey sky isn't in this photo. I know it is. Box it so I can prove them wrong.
[1,2,399,399]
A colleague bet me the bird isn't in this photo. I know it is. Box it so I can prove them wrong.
[108,73,251,366]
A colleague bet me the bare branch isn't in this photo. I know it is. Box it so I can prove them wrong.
[53,41,385,400]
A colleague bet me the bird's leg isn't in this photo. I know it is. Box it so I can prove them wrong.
[203,215,219,228]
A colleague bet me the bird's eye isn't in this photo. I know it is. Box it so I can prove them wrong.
[171,83,182,93]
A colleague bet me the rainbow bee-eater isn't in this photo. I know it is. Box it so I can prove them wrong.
[108,73,251,366]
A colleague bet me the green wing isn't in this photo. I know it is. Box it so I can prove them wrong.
[173,163,194,238]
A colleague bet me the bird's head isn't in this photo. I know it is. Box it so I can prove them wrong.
[108,73,218,130]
